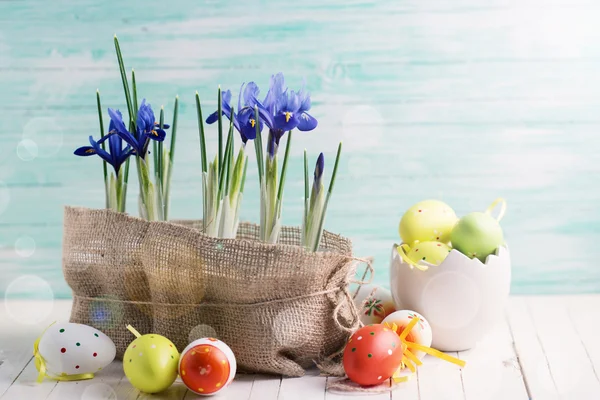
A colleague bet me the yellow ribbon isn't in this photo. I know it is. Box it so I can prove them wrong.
[33,322,95,384]
[127,324,142,338]
[384,315,466,384]
[485,197,507,222]
[396,243,429,271]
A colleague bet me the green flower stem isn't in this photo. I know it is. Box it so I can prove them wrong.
[195,92,208,232]
[229,147,245,205]
[240,156,248,194]
[96,90,109,209]
[217,86,223,177]
[253,106,264,183]
[218,121,234,202]
[223,108,234,196]
[276,131,292,205]
[265,154,278,242]
[158,107,165,186]
[121,159,130,212]
[312,142,343,251]
[132,69,138,123]
[164,96,179,221]
[303,149,309,242]
[195,92,208,173]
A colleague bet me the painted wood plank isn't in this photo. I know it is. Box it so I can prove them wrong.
[507,296,559,399]
[0,358,58,400]
[278,370,326,400]
[45,360,123,400]
[326,378,391,400]
[459,317,528,400]
[528,296,600,399]
[567,295,600,388]
[247,375,281,400]
[138,383,188,400]
[0,349,34,398]
[417,351,464,400]
[182,375,256,400]
[391,370,419,400]
[206,374,255,400]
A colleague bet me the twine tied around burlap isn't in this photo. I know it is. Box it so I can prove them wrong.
[62,206,374,377]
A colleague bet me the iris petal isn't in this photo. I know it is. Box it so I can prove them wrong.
[298,87,311,112]
[147,128,166,142]
[74,146,96,156]
[206,111,219,124]
[108,108,129,134]
[243,82,261,108]
[296,112,318,131]
[257,104,274,130]
[274,113,299,132]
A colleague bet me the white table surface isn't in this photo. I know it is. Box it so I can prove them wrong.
[1,296,600,399]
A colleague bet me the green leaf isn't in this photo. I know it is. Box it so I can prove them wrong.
[229,147,245,207]
[328,142,343,195]
[217,86,223,174]
[195,92,208,173]
[96,90,108,209]
[132,69,138,122]
[113,35,134,128]
[253,106,264,183]
[239,156,248,194]
[158,106,164,184]
[277,131,292,203]
[217,114,234,202]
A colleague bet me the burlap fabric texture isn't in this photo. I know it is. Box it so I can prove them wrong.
[62,206,370,377]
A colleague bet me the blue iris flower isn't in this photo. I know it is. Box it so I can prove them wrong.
[74,112,134,174]
[206,83,264,144]
[257,73,318,157]
[109,99,167,159]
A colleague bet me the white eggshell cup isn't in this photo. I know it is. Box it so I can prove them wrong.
[389,243,511,351]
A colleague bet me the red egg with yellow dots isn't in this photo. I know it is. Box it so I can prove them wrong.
[178,338,237,396]
[343,324,403,386]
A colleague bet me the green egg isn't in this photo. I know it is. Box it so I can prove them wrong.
[123,333,180,393]
[450,212,504,262]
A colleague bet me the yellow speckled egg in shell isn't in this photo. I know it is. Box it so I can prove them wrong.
[399,200,458,245]
[123,326,180,394]
[397,241,452,269]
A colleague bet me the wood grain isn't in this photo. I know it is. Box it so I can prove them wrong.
[1,1,598,301]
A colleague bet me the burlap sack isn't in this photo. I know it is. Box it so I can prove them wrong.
[62,206,370,377]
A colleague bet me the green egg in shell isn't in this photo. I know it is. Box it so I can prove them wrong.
[399,200,458,245]
[450,212,504,263]
[123,325,180,394]
[450,197,507,263]
[397,241,452,269]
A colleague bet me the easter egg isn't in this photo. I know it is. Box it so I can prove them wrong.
[382,310,432,360]
[123,326,180,393]
[35,322,116,379]
[179,337,237,396]
[397,241,452,268]
[343,324,403,386]
[450,212,504,262]
[399,200,458,245]
[353,284,396,325]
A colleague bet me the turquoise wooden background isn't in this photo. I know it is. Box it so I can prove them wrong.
[1,0,600,300]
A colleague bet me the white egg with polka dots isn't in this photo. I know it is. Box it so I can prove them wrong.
[35,322,116,380]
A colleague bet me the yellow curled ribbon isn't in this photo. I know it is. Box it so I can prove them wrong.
[33,322,94,384]
[385,316,466,383]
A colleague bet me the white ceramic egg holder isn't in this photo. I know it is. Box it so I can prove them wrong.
[389,243,511,351]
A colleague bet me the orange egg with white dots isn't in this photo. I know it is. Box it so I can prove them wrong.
[178,338,237,396]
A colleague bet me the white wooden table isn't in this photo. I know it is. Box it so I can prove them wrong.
[1,296,599,399]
